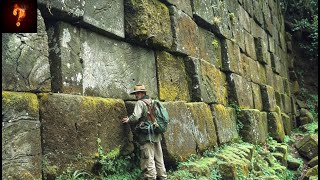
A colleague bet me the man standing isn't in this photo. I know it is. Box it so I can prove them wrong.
[122,84,167,180]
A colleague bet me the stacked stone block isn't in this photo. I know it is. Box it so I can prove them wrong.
[2,0,299,177]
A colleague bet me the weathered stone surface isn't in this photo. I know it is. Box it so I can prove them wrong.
[124,0,173,49]
[192,0,214,26]
[238,109,268,144]
[156,51,190,101]
[253,61,267,85]
[281,93,292,114]
[83,0,124,38]
[268,35,275,53]
[161,0,192,17]
[275,92,284,112]
[211,104,239,144]
[287,156,302,170]
[198,27,222,68]
[281,113,292,135]
[218,162,249,180]
[273,74,285,94]
[170,6,199,57]
[161,101,197,163]
[283,78,291,96]
[2,91,42,180]
[239,5,251,33]
[260,85,277,112]
[303,165,318,180]
[298,108,314,126]
[2,10,51,92]
[244,30,257,60]
[252,0,264,26]
[211,0,232,39]
[252,82,263,111]
[255,37,268,64]
[267,112,285,142]
[308,156,318,168]
[39,0,124,38]
[265,65,274,87]
[39,93,127,178]
[295,134,318,160]
[80,28,158,100]
[227,73,254,109]
[185,57,228,105]
[37,0,85,20]
[271,53,281,74]
[240,53,252,81]
[263,1,273,35]
[47,21,82,94]
[243,0,253,17]
[186,102,218,152]
[221,39,242,75]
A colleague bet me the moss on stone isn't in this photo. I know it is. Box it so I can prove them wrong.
[2,91,39,113]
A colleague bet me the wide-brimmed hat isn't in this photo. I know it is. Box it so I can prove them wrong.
[130,84,147,95]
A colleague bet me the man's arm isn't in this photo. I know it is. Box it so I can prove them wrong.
[122,101,145,124]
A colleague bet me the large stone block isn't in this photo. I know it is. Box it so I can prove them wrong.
[240,53,251,81]
[273,74,285,94]
[170,6,199,57]
[271,53,281,74]
[260,85,277,112]
[255,37,269,65]
[185,57,228,105]
[124,0,172,49]
[2,91,42,180]
[265,65,274,87]
[198,27,222,68]
[251,82,263,111]
[268,34,275,53]
[156,51,190,101]
[244,31,257,61]
[37,0,85,20]
[38,0,124,38]
[281,93,292,114]
[39,93,127,178]
[192,0,214,26]
[243,0,253,17]
[80,28,158,100]
[211,0,232,39]
[238,109,268,144]
[82,0,124,38]
[252,0,264,26]
[161,102,197,163]
[211,104,239,144]
[160,0,192,17]
[227,73,254,109]
[295,134,318,160]
[2,10,51,92]
[263,1,273,35]
[281,113,293,135]
[239,5,251,33]
[221,39,242,75]
[186,102,218,152]
[267,112,285,142]
[47,21,82,94]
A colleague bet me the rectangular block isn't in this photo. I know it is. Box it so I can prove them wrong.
[80,28,158,100]
[156,51,190,101]
[211,104,239,144]
[185,57,228,105]
[260,84,277,112]
[252,82,263,111]
[221,39,242,75]
[227,73,254,109]
[2,91,42,179]
[170,6,199,57]
[2,10,51,92]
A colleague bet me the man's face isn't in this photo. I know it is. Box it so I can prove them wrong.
[134,92,145,100]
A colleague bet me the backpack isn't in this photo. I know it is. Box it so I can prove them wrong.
[141,99,169,133]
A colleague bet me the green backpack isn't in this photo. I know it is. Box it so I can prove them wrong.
[141,99,169,133]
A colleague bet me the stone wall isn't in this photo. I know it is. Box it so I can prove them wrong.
[2,0,299,179]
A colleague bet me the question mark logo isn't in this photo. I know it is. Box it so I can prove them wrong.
[13,4,26,27]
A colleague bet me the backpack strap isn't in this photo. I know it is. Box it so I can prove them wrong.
[141,99,159,127]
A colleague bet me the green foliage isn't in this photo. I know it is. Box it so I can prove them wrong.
[56,169,92,180]
[168,170,195,180]
[280,0,318,60]
[229,102,244,133]
[211,39,219,49]
[209,167,222,180]
[96,138,141,179]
